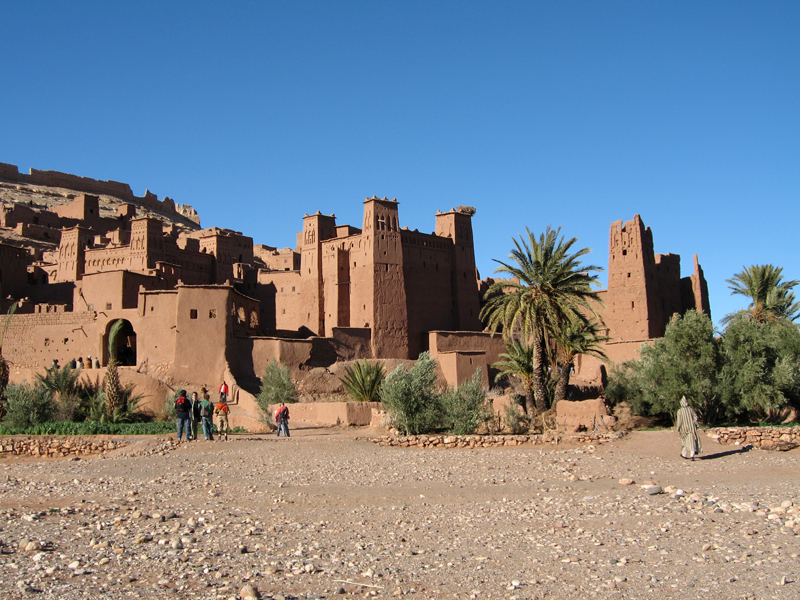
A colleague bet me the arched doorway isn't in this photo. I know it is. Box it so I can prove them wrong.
[103,319,137,366]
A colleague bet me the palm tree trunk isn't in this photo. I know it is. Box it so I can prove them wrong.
[553,362,570,405]
[0,356,8,420]
[531,331,548,413]
[522,380,536,416]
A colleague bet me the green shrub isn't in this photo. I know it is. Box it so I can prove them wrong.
[0,421,177,435]
[503,403,528,434]
[381,352,442,435]
[340,360,385,402]
[2,383,57,429]
[256,360,297,423]
[440,369,491,435]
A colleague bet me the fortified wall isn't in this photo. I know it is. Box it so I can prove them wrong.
[0,162,200,225]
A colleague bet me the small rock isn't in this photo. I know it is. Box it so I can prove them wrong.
[618,478,635,485]
[646,486,662,495]
[240,584,260,599]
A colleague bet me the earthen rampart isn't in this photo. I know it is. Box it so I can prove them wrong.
[0,163,200,227]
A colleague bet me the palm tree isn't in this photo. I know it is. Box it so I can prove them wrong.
[104,319,125,418]
[552,318,609,404]
[0,301,20,421]
[340,360,385,402]
[723,265,800,325]
[481,226,603,412]
[492,340,536,416]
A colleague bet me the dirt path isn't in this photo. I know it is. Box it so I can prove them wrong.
[0,428,798,599]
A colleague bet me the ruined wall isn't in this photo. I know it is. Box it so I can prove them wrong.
[600,215,710,345]
[0,163,201,227]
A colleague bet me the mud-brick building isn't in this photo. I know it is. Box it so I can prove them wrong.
[593,214,710,365]
[247,197,482,359]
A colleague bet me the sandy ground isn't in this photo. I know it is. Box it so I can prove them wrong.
[0,426,798,600]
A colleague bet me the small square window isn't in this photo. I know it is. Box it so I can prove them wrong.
[209,309,217,318]
[190,309,198,319]
[106,303,112,310]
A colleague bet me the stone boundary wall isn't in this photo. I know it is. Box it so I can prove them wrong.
[362,431,627,449]
[0,437,128,458]
[706,426,800,450]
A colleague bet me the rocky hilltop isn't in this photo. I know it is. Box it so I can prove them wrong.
[0,162,201,252]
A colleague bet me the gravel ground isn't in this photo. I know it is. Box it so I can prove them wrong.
[0,427,798,600]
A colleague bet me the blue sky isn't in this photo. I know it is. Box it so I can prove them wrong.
[2,1,798,327]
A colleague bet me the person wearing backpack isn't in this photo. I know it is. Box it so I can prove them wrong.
[175,390,192,441]
[274,402,290,437]
[199,388,214,441]
[214,397,230,441]
[190,391,203,441]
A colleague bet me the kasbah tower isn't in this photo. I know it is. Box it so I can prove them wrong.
[0,163,709,430]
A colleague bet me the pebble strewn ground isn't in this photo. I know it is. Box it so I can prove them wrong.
[0,429,798,599]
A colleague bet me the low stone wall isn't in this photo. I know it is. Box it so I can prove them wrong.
[363,431,626,449]
[272,401,381,427]
[0,437,128,458]
[706,426,800,450]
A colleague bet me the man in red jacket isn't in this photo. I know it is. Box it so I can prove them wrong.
[274,402,290,437]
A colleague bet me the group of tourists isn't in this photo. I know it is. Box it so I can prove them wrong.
[173,381,292,440]
[174,382,231,441]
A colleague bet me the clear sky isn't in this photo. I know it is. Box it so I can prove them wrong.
[2,1,798,327]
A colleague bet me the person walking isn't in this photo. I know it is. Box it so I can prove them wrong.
[676,396,702,460]
[190,391,202,441]
[274,402,290,437]
[214,396,230,441]
[200,388,214,441]
[219,380,229,402]
[175,390,192,441]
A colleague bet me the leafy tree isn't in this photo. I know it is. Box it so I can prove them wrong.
[0,300,20,421]
[104,319,125,418]
[492,340,536,416]
[256,359,298,423]
[720,315,800,419]
[603,361,642,408]
[440,369,491,435]
[381,352,441,435]
[340,360,385,402]
[480,226,603,413]
[723,264,800,324]
[2,382,55,429]
[633,310,725,424]
[552,318,609,405]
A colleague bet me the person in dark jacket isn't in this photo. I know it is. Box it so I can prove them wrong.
[175,390,192,441]
[190,391,202,441]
